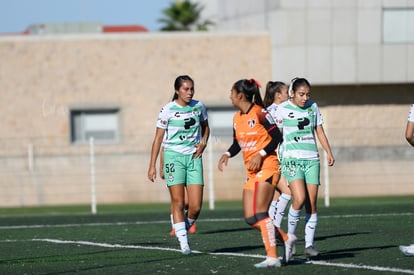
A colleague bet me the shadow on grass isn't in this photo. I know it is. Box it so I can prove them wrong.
[0,248,123,265]
[287,244,396,264]
[200,227,252,234]
[314,231,371,242]
[211,245,263,253]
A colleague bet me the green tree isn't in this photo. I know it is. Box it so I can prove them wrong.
[158,0,214,31]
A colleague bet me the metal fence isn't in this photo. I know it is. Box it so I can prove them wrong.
[1,128,413,210]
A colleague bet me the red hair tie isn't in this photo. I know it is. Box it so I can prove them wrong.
[249,78,262,88]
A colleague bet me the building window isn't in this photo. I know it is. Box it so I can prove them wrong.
[70,109,120,144]
[383,8,414,43]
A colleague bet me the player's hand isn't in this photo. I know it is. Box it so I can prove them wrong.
[159,166,165,179]
[193,142,206,159]
[327,154,335,166]
[248,153,263,172]
[148,167,157,182]
[218,154,229,172]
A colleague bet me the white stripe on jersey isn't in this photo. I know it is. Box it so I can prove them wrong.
[156,100,208,155]
[408,104,414,123]
[274,100,323,160]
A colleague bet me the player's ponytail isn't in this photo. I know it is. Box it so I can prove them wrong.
[251,79,264,108]
[232,78,264,107]
[264,81,286,107]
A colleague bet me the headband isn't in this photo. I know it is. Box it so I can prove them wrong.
[288,78,298,97]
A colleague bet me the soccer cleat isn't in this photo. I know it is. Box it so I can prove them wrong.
[399,246,414,256]
[304,245,319,257]
[284,233,297,263]
[254,257,281,268]
[169,228,175,237]
[180,243,191,255]
[189,223,197,234]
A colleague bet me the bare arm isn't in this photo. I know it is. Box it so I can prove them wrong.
[315,125,335,166]
[148,128,165,182]
[193,120,210,158]
[406,121,414,147]
[159,146,165,179]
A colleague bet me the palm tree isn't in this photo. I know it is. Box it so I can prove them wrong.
[158,0,214,31]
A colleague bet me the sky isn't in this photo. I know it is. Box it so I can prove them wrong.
[0,0,172,33]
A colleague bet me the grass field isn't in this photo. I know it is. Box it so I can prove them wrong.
[0,196,413,274]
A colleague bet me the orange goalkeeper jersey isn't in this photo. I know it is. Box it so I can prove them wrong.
[233,104,277,169]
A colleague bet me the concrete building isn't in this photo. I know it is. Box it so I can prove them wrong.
[1,0,413,207]
[197,0,414,86]
[0,32,272,207]
[194,0,414,197]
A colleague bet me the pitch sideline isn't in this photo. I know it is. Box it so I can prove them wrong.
[22,238,412,274]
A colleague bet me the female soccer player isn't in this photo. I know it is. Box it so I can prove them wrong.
[263,81,292,230]
[148,75,209,255]
[405,104,414,147]
[218,79,294,268]
[399,104,414,257]
[274,77,335,261]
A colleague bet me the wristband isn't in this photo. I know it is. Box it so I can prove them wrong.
[224,152,231,157]
[259,149,267,157]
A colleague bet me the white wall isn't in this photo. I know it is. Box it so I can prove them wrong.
[195,0,414,85]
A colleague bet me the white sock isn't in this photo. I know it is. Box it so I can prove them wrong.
[268,200,277,223]
[305,213,318,248]
[274,193,291,228]
[174,221,188,246]
[288,206,301,235]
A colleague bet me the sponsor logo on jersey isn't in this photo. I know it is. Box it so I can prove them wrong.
[184,117,196,129]
[247,119,256,128]
[265,113,275,124]
[238,140,258,151]
[297,117,310,130]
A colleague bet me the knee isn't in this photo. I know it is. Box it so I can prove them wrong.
[292,195,305,209]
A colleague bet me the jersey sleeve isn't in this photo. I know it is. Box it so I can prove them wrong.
[156,105,169,129]
[258,108,282,154]
[314,102,324,126]
[227,128,241,157]
[408,104,414,123]
[274,105,284,129]
[199,101,208,122]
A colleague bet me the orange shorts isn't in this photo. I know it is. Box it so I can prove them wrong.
[244,155,281,190]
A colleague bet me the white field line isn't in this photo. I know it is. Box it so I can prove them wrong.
[307,260,414,274]
[2,238,413,274]
[0,213,412,230]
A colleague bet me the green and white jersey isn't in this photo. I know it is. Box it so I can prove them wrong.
[266,103,281,121]
[408,104,414,123]
[267,102,284,161]
[274,100,323,160]
[157,99,208,155]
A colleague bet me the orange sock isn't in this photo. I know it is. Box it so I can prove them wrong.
[276,227,288,242]
[255,217,277,258]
